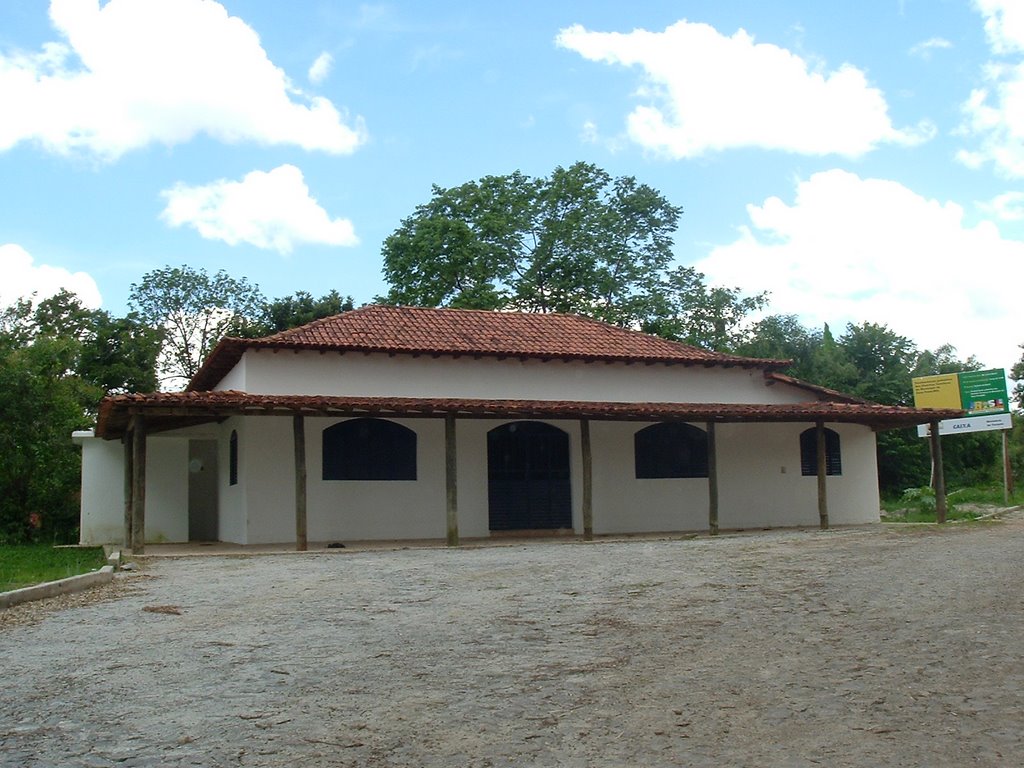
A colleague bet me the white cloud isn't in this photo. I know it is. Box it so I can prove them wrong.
[976,0,1024,54]
[980,190,1024,220]
[0,0,366,160]
[555,20,929,159]
[308,51,334,84]
[577,120,627,153]
[909,37,953,59]
[580,120,600,144]
[160,164,359,254]
[694,170,1023,369]
[0,243,102,308]
[958,1,1024,176]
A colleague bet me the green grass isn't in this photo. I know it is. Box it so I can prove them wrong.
[880,508,982,523]
[880,483,1020,523]
[947,486,1021,506]
[882,485,1020,510]
[0,545,108,592]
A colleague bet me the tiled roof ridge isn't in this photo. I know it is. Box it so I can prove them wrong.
[260,308,365,342]
[259,304,780,362]
[188,305,792,391]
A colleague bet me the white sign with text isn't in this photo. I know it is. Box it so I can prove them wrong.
[916,413,1012,437]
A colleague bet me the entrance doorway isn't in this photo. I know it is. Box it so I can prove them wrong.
[188,439,219,541]
[487,421,571,531]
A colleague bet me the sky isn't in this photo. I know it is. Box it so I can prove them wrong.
[0,0,1022,373]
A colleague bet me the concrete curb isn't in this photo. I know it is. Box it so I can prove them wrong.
[0,565,115,610]
[969,505,1023,523]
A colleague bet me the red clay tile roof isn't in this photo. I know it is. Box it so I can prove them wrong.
[765,372,870,404]
[96,390,963,440]
[188,305,791,391]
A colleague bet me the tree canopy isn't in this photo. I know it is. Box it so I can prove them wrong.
[742,317,1000,495]
[0,292,161,543]
[0,279,360,542]
[129,265,265,388]
[381,162,768,348]
[383,162,683,328]
[242,290,355,338]
[1012,347,1024,410]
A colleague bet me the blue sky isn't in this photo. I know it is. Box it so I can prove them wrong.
[1,0,1022,371]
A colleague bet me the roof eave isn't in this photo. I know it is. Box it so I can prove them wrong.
[187,337,249,392]
[95,392,965,440]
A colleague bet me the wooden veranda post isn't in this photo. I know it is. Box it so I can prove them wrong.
[123,433,134,550]
[816,420,829,530]
[445,413,459,547]
[930,420,947,524]
[581,418,593,541]
[707,421,719,535]
[1003,430,1014,504]
[131,416,147,554]
[293,415,308,551]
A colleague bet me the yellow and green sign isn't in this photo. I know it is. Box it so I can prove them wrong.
[913,368,1010,436]
[911,373,961,410]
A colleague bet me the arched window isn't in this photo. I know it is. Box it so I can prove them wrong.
[229,430,238,486]
[800,427,842,476]
[322,418,417,481]
[634,423,708,479]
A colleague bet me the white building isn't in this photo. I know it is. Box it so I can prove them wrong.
[75,306,959,550]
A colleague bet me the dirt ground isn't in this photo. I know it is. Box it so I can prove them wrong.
[2,518,1023,767]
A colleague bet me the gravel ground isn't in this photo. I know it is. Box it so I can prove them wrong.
[2,519,1023,767]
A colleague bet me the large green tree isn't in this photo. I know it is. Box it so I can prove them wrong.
[741,316,1001,496]
[30,289,160,398]
[735,314,823,379]
[382,162,683,328]
[0,296,108,543]
[645,266,769,352]
[242,290,355,338]
[1011,345,1024,410]
[79,312,161,395]
[129,265,265,388]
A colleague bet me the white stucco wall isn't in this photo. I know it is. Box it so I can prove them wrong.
[459,419,879,536]
[715,422,880,529]
[589,422,710,534]
[76,434,125,545]
[79,413,880,547]
[232,416,449,544]
[223,415,879,544]
[306,417,447,542]
[218,418,247,544]
[234,417,295,545]
[145,438,189,543]
[230,349,814,405]
[75,433,189,545]
[217,356,246,391]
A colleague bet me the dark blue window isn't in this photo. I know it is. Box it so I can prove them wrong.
[229,430,238,486]
[634,423,708,479]
[800,427,842,476]
[322,418,417,481]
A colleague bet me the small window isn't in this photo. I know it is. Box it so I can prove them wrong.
[323,418,417,481]
[229,430,238,486]
[800,427,842,476]
[635,422,708,479]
